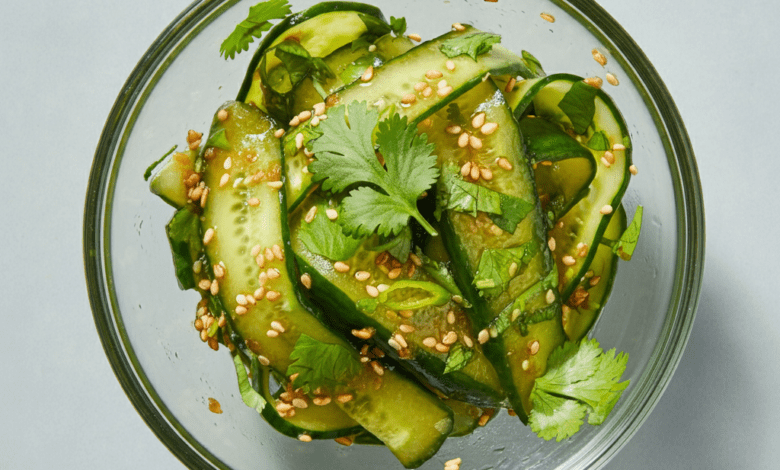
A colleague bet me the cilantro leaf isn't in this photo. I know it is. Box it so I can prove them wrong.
[557,80,598,134]
[614,205,643,261]
[165,208,203,290]
[440,32,501,61]
[446,103,468,127]
[298,202,363,261]
[233,354,267,414]
[521,50,545,77]
[586,130,610,151]
[364,226,413,262]
[308,101,439,237]
[443,344,474,374]
[473,241,540,294]
[519,116,592,164]
[205,127,231,151]
[529,338,630,441]
[287,334,362,393]
[389,16,407,36]
[144,145,176,181]
[220,0,292,60]
[272,39,335,96]
[488,193,535,233]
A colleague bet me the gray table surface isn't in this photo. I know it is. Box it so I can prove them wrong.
[2,0,778,468]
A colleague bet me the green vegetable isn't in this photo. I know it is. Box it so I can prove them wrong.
[613,205,643,261]
[287,334,363,393]
[298,202,364,261]
[271,39,335,98]
[443,344,474,374]
[557,80,598,134]
[308,101,439,237]
[233,354,268,414]
[439,32,502,61]
[473,241,540,294]
[356,280,452,313]
[165,208,203,290]
[529,338,629,441]
[363,226,413,262]
[586,130,610,151]
[220,0,292,60]
[144,145,176,181]
[204,128,231,151]
[389,16,407,36]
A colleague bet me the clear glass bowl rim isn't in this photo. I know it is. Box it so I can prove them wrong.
[83,0,705,468]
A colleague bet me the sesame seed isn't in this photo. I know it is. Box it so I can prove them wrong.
[354,271,370,281]
[337,393,353,403]
[497,157,513,170]
[223,157,232,170]
[414,81,427,92]
[546,289,556,304]
[371,361,385,375]
[394,334,408,349]
[377,284,389,293]
[481,122,499,135]
[408,33,422,42]
[592,49,607,66]
[446,458,463,467]
[258,355,270,366]
[360,65,374,82]
[265,247,275,262]
[600,204,614,214]
[236,294,248,306]
[508,262,519,277]
[333,261,350,273]
[460,161,472,177]
[584,76,603,88]
[276,402,292,413]
[368,44,377,52]
[255,253,265,268]
[304,205,318,224]
[266,329,279,338]
[266,291,281,301]
[446,60,456,71]
[478,329,489,344]
[187,130,202,144]
[471,112,486,129]
[267,268,281,280]
[399,309,414,318]
[248,197,260,207]
[188,139,201,150]
[562,255,577,266]
[292,398,308,410]
[426,69,443,79]
[457,132,470,148]
[600,156,612,168]
[254,287,266,300]
[289,116,300,127]
[388,267,402,279]
[442,331,458,345]
[540,12,555,23]
[319,114,328,120]
[603,151,615,164]
[469,135,483,150]
[219,173,230,187]
[300,274,312,289]
[352,327,375,340]
[245,295,256,306]
[298,434,312,442]
[629,164,638,175]
[203,228,215,245]
[446,125,462,134]
[613,143,626,151]
[272,244,284,260]
[577,243,589,258]
[366,285,379,297]
[463,335,473,348]
[522,359,530,371]
[504,77,517,93]
[198,279,212,290]
[399,324,415,333]
[402,93,417,104]
[271,321,285,333]
[437,79,449,90]
[447,310,456,324]
[388,338,402,351]
[313,396,332,406]
[437,85,454,97]
[606,73,619,86]
[435,343,450,353]
[310,116,320,127]
[409,253,422,266]
[422,86,433,98]
[235,305,248,315]
[295,133,304,150]
[422,337,437,348]
[589,275,602,287]
[258,271,268,285]
[452,22,466,31]
[267,181,283,190]
[298,110,312,123]
[479,167,492,180]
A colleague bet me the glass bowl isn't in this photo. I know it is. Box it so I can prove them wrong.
[84,0,704,468]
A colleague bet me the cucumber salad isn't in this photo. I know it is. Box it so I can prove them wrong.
[145,1,643,467]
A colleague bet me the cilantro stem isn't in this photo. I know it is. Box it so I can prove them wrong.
[414,213,439,237]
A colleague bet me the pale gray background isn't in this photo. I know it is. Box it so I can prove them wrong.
[1,0,777,468]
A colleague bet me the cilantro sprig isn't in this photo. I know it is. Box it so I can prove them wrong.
[614,205,643,261]
[308,101,440,237]
[287,334,362,393]
[440,32,502,61]
[220,0,292,60]
[529,338,629,441]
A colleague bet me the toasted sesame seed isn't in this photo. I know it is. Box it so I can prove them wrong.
[366,285,379,297]
[354,271,370,282]
[437,79,449,90]
[562,255,576,266]
[304,205,318,224]
[187,130,202,144]
[457,132,470,148]
[276,402,293,413]
[289,116,300,127]
[452,22,466,31]
[509,262,519,277]
[478,413,490,426]
[360,65,374,82]
[219,173,230,187]
[236,294,248,306]
[255,253,266,268]
[271,321,285,333]
[481,122,499,135]
[606,72,619,86]
[471,112,486,129]
[310,116,320,127]
[200,329,209,342]
[267,181,283,190]
[613,143,626,151]
[463,335,474,348]
[298,434,312,442]
[426,69,443,79]
[198,279,212,290]
[223,157,232,170]
[258,355,270,366]
[447,310,456,324]
[203,228,215,245]
[422,337,438,348]
[584,76,603,88]
[265,247,275,262]
[459,161,472,177]
[297,110,312,123]
[540,12,555,22]
[266,291,281,301]
[422,86,434,98]
[577,243,589,258]
[388,338,402,350]
[600,204,614,214]
[589,275,602,287]
[253,287,266,300]
[603,151,615,164]
[235,305,248,315]
[435,343,450,353]
[446,125,462,134]
[446,60,456,71]
[335,436,353,446]
[272,244,284,260]
[313,396,331,406]
[266,329,279,338]
[522,359,530,371]
[478,329,490,344]
[333,261,350,273]
[629,164,638,175]
[469,135,483,150]
[446,458,463,467]
[546,289,556,304]
[414,81,428,92]
[388,267,402,279]
[399,324,415,333]
[408,33,422,42]
[402,93,417,105]
[248,197,260,207]
[267,268,281,280]
[399,309,414,318]
[337,393,353,403]
[592,49,607,66]
[442,331,458,345]
[505,77,517,93]
[437,85,454,97]
[394,334,408,349]
[258,271,268,285]
[479,167,492,180]
[377,284,389,293]
[371,361,385,376]
[295,133,304,150]
[497,157,513,170]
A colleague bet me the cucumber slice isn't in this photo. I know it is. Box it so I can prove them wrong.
[429,80,565,423]
[149,149,197,208]
[289,196,505,406]
[562,205,625,342]
[283,25,543,211]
